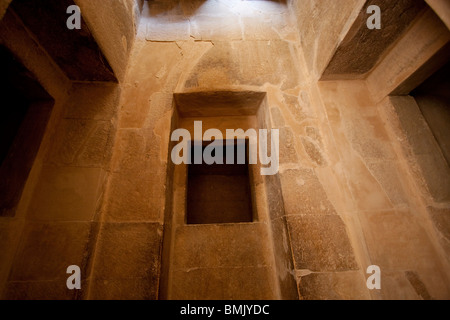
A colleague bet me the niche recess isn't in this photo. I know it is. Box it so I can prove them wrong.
[159,89,299,300]
[0,45,54,216]
[187,139,253,224]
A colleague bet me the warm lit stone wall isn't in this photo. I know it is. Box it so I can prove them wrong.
[74,0,142,82]
[90,0,367,299]
[1,0,449,300]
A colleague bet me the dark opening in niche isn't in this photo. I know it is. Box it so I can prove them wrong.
[187,139,253,224]
[0,45,54,217]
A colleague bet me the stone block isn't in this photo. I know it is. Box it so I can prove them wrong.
[270,107,285,127]
[278,127,299,164]
[27,166,105,221]
[287,215,358,271]
[89,278,158,300]
[283,94,308,123]
[4,280,79,300]
[170,266,277,300]
[146,17,190,41]
[8,222,94,281]
[264,173,286,220]
[190,15,242,41]
[359,210,443,272]
[280,168,337,215]
[366,160,407,206]
[427,206,450,262]
[297,271,370,300]
[380,271,423,300]
[270,217,299,300]
[103,169,164,222]
[47,119,114,168]
[64,83,120,121]
[92,223,162,281]
[172,223,272,269]
[301,137,327,167]
[184,40,300,90]
[0,220,22,288]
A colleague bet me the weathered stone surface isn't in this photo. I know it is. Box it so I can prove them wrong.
[190,14,242,41]
[427,206,450,261]
[283,94,308,123]
[91,223,162,281]
[89,278,158,300]
[0,221,22,290]
[297,271,370,300]
[104,170,165,222]
[344,115,396,160]
[305,126,323,144]
[27,166,105,221]
[385,94,450,203]
[264,173,286,220]
[184,40,300,90]
[378,271,422,300]
[110,128,148,173]
[46,119,114,168]
[280,168,337,216]
[278,127,299,164]
[146,18,190,41]
[8,222,94,281]
[414,63,450,164]
[428,207,450,240]
[64,83,120,121]
[366,160,407,206]
[322,0,426,79]
[287,215,358,271]
[104,128,166,222]
[171,266,277,300]
[3,0,450,301]
[342,157,393,212]
[270,217,299,300]
[405,271,433,300]
[75,0,138,81]
[301,137,327,167]
[173,223,272,269]
[359,210,443,272]
[270,107,285,127]
[4,280,79,300]
[291,0,366,75]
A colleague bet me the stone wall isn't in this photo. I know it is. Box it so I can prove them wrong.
[96,0,366,299]
[74,0,142,82]
[1,0,449,300]
[288,0,366,78]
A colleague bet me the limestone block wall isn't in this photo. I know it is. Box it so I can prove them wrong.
[0,6,73,297]
[288,0,450,299]
[86,0,367,299]
[1,82,121,299]
[0,1,127,299]
[1,0,449,300]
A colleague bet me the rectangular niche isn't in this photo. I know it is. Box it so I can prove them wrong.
[186,139,253,224]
